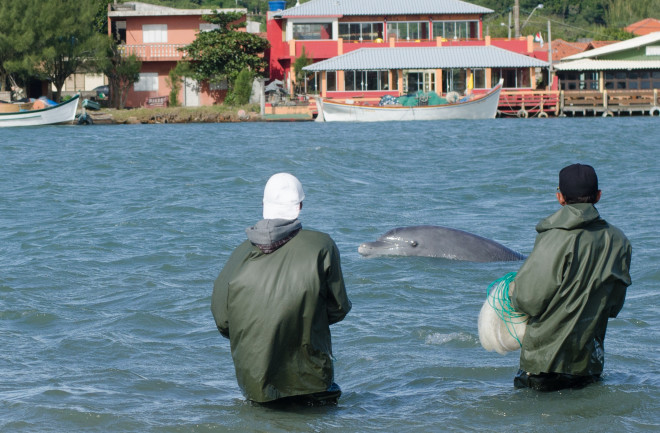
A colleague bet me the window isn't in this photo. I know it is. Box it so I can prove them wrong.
[443,69,467,93]
[292,23,333,40]
[305,72,321,94]
[432,21,479,39]
[491,68,530,89]
[200,23,220,32]
[473,69,486,89]
[392,70,399,90]
[604,69,656,90]
[134,73,158,91]
[406,72,424,93]
[646,46,660,56]
[143,24,167,43]
[605,71,627,89]
[338,22,384,41]
[386,21,429,40]
[343,70,389,91]
[559,71,599,90]
[326,71,336,91]
[209,79,228,90]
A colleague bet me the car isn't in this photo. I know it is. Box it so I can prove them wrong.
[93,85,110,98]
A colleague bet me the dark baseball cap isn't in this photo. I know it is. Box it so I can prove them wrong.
[559,163,599,198]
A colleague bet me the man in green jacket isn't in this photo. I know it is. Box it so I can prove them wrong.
[511,163,632,392]
[211,173,352,405]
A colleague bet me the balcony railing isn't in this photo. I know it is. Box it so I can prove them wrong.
[118,44,188,61]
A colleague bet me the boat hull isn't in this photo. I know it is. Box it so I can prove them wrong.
[316,80,502,122]
[0,95,80,127]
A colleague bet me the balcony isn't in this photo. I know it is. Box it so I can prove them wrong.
[118,44,188,61]
[280,37,491,60]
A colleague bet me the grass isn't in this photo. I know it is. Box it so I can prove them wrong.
[96,104,262,124]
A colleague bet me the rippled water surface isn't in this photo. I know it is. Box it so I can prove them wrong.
[1,118,659,432]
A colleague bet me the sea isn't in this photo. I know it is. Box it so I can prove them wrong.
[1,117,658,432]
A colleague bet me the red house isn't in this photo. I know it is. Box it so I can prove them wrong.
[266,0,551,99]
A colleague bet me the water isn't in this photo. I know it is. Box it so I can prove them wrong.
[1,118,658,432]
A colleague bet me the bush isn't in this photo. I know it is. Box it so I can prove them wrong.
[227,69,254,106]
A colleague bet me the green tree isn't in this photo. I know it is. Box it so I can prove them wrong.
[606,0,660,28]
[1,0,106,101]
[165,62,192,107]
[226,68,254,105]
[473,0,658,40]
[0,1,36,95]
[97,39,142,109]
[293,46,313,95]
[182,10,269,94]
[94,0,115,34]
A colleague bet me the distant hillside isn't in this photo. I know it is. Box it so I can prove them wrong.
[471,0,659,40]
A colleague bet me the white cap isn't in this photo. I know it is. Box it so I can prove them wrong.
[262,173,305,220]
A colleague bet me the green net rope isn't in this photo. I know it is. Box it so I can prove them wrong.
[486,271,527,347]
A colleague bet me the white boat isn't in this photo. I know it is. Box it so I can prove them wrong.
[0,94,80,127]
[315,79,503,122]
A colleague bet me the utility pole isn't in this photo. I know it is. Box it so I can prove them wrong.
[547,20,553,88]
[514,0,520,38]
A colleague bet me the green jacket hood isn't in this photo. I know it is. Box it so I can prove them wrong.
[536,203,601,233]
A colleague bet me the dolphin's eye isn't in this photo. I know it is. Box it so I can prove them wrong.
[410,241,418,247]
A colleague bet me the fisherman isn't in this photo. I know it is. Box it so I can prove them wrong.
[511,163,632,391]
[211,173,352,405]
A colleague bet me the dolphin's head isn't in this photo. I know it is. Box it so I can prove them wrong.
[358,229,419,257]
[358,225,526,261]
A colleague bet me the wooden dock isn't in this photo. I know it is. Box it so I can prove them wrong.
[559,89,660,117]
[497,89,660,118]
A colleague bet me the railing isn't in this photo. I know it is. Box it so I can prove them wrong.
[498,90,560,117]
[118,44,188,61]
[560,89,659,116]
[496,89,660,117]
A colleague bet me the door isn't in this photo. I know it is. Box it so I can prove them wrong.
[404,71,435,94]
[184,78,200,107]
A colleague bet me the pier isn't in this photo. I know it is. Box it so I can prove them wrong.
[497,89,660,117]
[559,89,660,117]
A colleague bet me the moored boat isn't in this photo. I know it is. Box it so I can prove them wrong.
[315,79,503,122]
[0,94,80,128]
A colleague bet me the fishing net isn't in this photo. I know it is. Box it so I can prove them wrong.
[478,272,529,355]
[395,91,449,107]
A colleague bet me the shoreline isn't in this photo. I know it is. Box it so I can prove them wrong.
[85,105,314,124]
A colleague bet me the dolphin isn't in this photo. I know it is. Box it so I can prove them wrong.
[358,225,526,262]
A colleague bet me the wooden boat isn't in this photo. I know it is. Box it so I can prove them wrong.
[0,94,80,127]
[315,79,503,122]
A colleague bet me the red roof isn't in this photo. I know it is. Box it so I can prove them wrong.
[625,18,660,36]
[542,39,618,61]
[548,39,590,60]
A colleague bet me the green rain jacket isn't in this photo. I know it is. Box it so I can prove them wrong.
[511,203,631,376]
[211,227,351,403]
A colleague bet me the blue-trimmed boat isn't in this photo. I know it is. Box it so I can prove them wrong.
[0,95,80,127]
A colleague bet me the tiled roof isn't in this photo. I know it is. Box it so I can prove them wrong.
[303,46,548,71]
[562,32,660,60]
[548,39,591,61]
[555,59,660,71]
[589,41,617,49]
[276,0,493,18]
[625,18,660,36]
